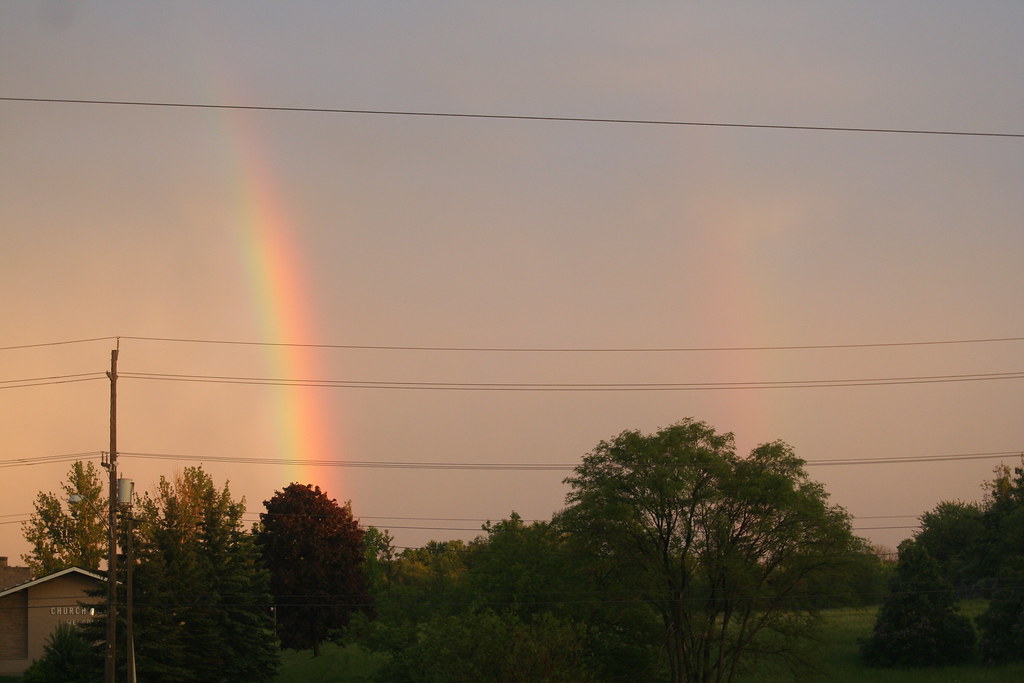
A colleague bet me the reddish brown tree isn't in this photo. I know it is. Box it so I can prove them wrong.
[256,483,372,656]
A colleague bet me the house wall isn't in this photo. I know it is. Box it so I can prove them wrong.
[0,573,103,676]
[0,592,28,661]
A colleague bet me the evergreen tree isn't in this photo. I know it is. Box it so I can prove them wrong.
[977,562,1024,662]
[862,539,976,666]
[100,467,279,682]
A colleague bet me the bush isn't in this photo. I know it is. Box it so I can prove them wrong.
[21,623,95,683]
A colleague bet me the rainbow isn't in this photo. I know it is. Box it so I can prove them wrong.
[225,108,337,490]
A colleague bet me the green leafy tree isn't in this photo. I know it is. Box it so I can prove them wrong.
[256,483,372,656]
[861,539,976,667]
[795,538,891,608]
[556,419,856,683]
[22,461,106,575]
[385,609,594,683]
[115,467,278,682]
[462,513,578,619]
[351,537,472,665]
[363,526,398,593]
[352,515,665,680]
[464,513,664,680]
[915,500,987,590]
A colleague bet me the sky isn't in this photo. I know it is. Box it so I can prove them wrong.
[1,1,1022,561]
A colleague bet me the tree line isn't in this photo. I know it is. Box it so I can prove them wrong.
[862,460,1024,667]
[22,418,907,682]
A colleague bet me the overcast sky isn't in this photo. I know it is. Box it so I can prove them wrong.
[2,2,1022,560]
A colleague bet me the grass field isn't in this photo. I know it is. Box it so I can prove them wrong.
[276,603,1024,682]
[739,603,1024,683]
[276,643,389,683]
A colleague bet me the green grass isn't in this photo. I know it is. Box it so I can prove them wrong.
[739,602,1024,683]
[275,642,389,683]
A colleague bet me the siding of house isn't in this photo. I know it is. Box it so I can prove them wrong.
[0,568,104,676]
[0,591,28,660]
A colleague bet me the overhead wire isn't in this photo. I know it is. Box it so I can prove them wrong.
[2,96,1023,139]
[3,333,1020,354]
[2,93,1019,559]
[113,333,1024,353]
[0,372,107,389]
[116,451,572,471]
[3,447,1015,471]
[117,449,1022,469]
[0,451,105,469]
[0,337,116,352]
[118,369,1024,392]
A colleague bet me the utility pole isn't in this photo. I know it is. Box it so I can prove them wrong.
[104,347,119,683]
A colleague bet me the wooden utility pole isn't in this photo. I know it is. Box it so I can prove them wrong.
[104,348,118,683]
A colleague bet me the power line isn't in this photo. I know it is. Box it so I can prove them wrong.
[117,452,571,471]
[2,448,1018,471]
[119,369,1024,391]
[121,334,1024,353]
[240,513,547,524]
[805,451,1021,467]
[2,511,918,526]
[0,372,107,390]
[0,451,105,469]
[0,337,116,352]
[3,516,912,534]
[2,333,1020,355]
[2,96,1023,139]
[3,448,1017,473]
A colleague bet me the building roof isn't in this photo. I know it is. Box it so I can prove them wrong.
[0,566,105,599]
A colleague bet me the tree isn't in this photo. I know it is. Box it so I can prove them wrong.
[461,513,579,619]
[861,539,976,666]
[22,461,106,575]
[980,461,1024,578]
[363,526,398,593]
[256,483,372,656]
[556,419,856,683]
[462,513,665,680]
[977,561,1024,662]
[21,623,93,683]
[88,467,280,682]
[794,537,891,608]
[974,460,1024,661]
[916,500,987,591]
[386,609,594,683]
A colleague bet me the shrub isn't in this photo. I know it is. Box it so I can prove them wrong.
[21,623,95,683]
